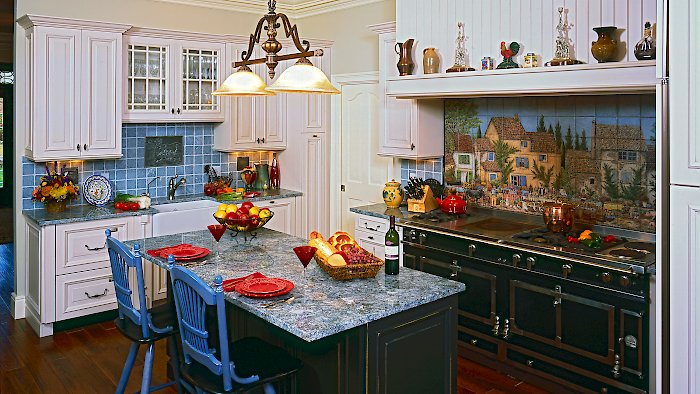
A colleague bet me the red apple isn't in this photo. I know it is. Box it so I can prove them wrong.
[237,206,249,215]
[249,214,260,228]
[237,213,250,226]
[204,184,215,196]
[225,212,239,226]
[240,201,254,210]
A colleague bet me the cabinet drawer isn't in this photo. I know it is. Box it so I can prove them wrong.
[356,230,385,260]
[55,267,117,321]
[56,218,130,275]
[355,216,388,234]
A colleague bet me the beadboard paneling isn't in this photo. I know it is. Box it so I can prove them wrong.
[396,0,657,71]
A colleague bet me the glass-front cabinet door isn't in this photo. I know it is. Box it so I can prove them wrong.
[123,36,225,123]
[178,42,224,121]
[123,38,172,121]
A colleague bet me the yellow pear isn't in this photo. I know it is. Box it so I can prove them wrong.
[225,205,238,213]
[249,206,260,216]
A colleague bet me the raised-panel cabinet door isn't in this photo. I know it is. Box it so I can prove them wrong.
[670,0,700,186]
[304,134,328,236]
[31,27,81,160]
[81,30,121,158]
[378,31,414,155]
[257,198,294,235]
[177,41,225,121]
[261,46,287,149]
[123,36,173,122]
[670,185,700,393]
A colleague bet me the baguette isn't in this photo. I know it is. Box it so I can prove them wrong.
[309,237,338,260]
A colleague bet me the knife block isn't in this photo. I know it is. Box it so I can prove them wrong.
[407,186,440,213]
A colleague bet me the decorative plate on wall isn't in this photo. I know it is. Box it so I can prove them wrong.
[83,175,112,207]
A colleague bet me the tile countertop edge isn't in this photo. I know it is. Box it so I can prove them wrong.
[23,189,303,226]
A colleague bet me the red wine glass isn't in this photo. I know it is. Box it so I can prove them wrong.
[293,246,317,287]
[207,224,226,261]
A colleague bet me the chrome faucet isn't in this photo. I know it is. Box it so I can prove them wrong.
[167,175,186,200]
[145,176,160,197]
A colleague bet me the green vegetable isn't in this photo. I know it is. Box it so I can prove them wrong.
[115,193,137,202]
[589,233,602,243]
[216,192,242,201]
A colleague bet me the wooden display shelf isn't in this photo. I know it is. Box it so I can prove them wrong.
[386,61,657,99]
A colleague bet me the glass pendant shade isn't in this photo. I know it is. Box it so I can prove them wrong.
[266,58,340,94]
[212,66,275,96]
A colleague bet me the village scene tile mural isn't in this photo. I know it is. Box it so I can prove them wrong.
[444,95,656,233]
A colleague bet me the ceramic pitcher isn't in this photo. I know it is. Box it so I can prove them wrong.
[395,38,415,76]
[423,47,440,74]
[383,179,404,208]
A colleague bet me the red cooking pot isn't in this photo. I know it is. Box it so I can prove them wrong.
[435,191,467,214]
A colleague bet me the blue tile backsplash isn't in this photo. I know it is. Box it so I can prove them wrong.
[399,158,444,187]
[22,124,271,210]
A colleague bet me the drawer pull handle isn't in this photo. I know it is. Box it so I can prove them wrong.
[363,224,379,232]
[85,289,109,299]
[526,360,534,367]
[85,243,107,251]
[109,227,119,232]
[368,236,374,240]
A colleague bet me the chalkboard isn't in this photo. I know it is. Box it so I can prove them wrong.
[144,136,184,167]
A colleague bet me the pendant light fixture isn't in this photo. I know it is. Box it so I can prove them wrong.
[212,0,339,96]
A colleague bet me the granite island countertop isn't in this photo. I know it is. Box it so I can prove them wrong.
[23,188,302,226]
[126,228,465,342]
[349,203,411,221]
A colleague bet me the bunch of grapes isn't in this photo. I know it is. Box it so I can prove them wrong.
[344,246,375,265]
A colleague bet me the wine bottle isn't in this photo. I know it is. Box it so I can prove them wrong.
[270,153,280,189]
[385,216,400,275]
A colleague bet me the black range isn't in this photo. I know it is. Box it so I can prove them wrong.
[401,208,654,394]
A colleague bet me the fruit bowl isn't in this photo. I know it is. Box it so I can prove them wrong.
[214,210,274,239]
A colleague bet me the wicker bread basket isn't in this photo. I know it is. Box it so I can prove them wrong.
[314,253,384,280]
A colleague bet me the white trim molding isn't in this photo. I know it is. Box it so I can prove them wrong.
[10,293,25,319]
[150,0,386,18]
[17,14,131,33]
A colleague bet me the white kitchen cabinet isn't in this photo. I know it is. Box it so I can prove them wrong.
[214,43,290,152]
[257,197,297,236]
[24,215,150,337]
[122,28,225,123]
[18,16,129,161]
[353,213,403,264]
[371,23,444,159]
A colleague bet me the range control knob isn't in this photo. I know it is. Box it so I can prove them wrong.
[408,230,417,242]
[468,244,476,257]
[619,276,631,287]
[601,272,613,283]
[512,254,522,267]
[562,264,572,279]
[496,258,507,264]
[526,257,536,270]
[418,232,427,245]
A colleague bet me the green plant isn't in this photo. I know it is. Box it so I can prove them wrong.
[493,139,518,184]
[602,163,620,199]
[554,121,562,145]
[565,127,574,149]
[531,160,554,188]
[579,129,588,150]
[537,115,546,133]
[620,165,646,203]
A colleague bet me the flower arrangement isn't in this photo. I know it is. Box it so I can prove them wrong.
[31,162,79,205]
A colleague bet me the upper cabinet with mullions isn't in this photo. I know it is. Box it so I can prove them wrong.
[122,29,225,123]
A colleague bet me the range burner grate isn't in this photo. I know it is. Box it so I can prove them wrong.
[410,211,468,223]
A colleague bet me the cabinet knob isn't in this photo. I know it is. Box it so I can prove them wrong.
[176,108,181,114]
[83,144,87,151]
[410,143,415,150]
[261,137,265,143]
[77,144,81,151]
[256,138,260,144]
[171,108,175,114]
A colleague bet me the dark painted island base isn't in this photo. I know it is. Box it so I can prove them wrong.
[225,295,459,394]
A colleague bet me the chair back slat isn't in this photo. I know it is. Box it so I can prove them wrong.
[105,229,150,338]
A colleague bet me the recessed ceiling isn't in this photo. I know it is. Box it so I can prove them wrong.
[151,0,384,18]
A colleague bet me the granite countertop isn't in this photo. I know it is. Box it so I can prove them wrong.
[23,189,302,226]
[350,203,411,221]
[127,228,465,342]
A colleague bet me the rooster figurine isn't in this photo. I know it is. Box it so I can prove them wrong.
[497,41,521,69]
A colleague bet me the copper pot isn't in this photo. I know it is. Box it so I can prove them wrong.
[543,202,574,233]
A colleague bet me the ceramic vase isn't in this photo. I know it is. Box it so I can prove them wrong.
[46,200,67,213]
[423,48,440,74]
[634,22,656,60]
[591,26,619,63]
[395,39,415,76]
[254,164,270,190]
[383,180,404,208]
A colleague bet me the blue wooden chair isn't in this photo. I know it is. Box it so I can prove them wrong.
[168,257,302,393]
[105,229,183,394]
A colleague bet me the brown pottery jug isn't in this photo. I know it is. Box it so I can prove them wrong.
[395,38,415,76]
[423,47,440,74]
[591,26,619,63]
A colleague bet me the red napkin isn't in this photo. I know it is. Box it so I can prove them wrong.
[146,244,192,258]
[222,272,266,292]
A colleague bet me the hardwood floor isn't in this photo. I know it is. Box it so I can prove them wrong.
[0,243,550,393]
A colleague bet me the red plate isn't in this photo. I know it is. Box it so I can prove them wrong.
[159,246,209,260]
[234,278,294,298]
[147,244,193,257]
[172,249,210,261]
[222,272,267,292]
[237,278,287,294]
[169,247,202,258]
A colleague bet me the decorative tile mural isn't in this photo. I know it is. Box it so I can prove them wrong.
[22,124,271,210]
[442,95,656,233]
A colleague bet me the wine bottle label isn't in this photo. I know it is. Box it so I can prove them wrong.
[385,245,399,259]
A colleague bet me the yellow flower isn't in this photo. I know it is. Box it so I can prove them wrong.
[49,186,67,200]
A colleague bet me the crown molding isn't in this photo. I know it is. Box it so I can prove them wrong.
[17,14,131,33]
[149,0,386,18]
[367,21,395,34]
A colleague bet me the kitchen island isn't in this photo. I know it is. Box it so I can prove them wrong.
[129,228,465,393]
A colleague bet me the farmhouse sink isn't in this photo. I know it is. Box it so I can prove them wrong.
[152,199,220,237]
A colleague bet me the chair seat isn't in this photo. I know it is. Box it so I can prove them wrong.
[114,302,179,343]
[180,336,303,394]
